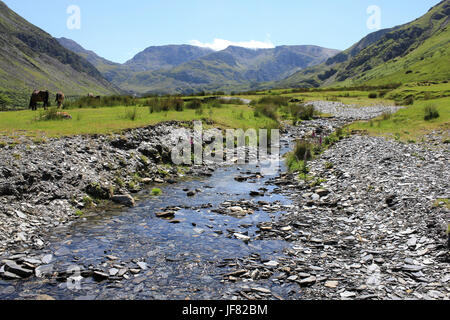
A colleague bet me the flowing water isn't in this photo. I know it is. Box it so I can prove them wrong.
[1,138,300,300]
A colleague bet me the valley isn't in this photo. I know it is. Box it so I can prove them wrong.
[0,0,448,303]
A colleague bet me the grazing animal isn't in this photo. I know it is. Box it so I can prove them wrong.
[55,92,65,109]
[29,90,50,110]
[87,93,94,98]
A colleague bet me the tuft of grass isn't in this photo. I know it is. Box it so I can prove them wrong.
[325,161,334,170]
[124,106,139,121]
[151,188,162,196]
[381,112,392,120]
[424,104,439,121]
[83,196,94,208]
[75,210,84,217]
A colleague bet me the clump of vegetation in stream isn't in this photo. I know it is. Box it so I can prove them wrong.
[151,188,162,196]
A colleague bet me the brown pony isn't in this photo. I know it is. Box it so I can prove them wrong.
[29,90,50,110]
[55,92,65,109]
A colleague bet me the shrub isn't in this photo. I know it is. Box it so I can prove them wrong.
[290,104,315,121]
[292,140,314,161]
[186,99,203,109]
[0,93,12,111]
[145,97,184,112]
[403,95,414,106]
[209,100,222,109]
[255,104,278,121]
[381,112,392,120]
[286,157,309,173]
[424,105,439,121]
[257,96,290,106]
[218,98,245,105]
[64,95,137,109]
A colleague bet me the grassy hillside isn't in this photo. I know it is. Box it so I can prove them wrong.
[0,1,118,109]
[277,0,450,89]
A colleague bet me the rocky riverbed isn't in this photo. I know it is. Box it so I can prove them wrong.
[0,121,216,251]
[222,128,449,300]
[0,102,448,300]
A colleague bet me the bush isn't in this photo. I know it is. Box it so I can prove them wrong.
[218,98,245,105]
[292,139,314,161]
[424,105,439,121]
[209,100,222,109]
[286,157,309,173]
[286,141,314,173]
[403,95,414,106]
[145,97,184,112]
[368,92,378,99]
[254,104,278,121]
[0,93,12,111]
[381,112,392,120]
[186,99,203,109]
[256,96,290,106]
[290,104,315,121]
[64,95,138,109]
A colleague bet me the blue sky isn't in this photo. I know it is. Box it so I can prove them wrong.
[3,0,441,63]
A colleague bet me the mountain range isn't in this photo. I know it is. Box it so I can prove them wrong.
[0,0,118,104]
[57,39,340,95]
[1,0,448,103]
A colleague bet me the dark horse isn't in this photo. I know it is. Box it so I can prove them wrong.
[29,90,50,110]
[55,92,65,109]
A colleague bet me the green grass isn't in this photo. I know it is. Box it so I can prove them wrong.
[240,88,395,107]
[349,96,450,141]
[151,188,162,196]
[0,104,278,138]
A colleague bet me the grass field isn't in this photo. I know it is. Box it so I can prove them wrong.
[348,97,450,141]
[0,104,278,139]
[0,82,447,143]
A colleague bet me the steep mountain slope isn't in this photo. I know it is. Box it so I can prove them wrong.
[0,1,118,106]
[124,45,214,72]
[56,37,120,73]
[277,0,450,88]
[117,45,340,94]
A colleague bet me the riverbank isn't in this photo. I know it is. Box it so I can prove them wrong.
[0,101,448,300]
[221,124,450,300]
[0,121,219,252]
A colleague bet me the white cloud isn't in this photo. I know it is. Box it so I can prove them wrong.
[189,38,275,51]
